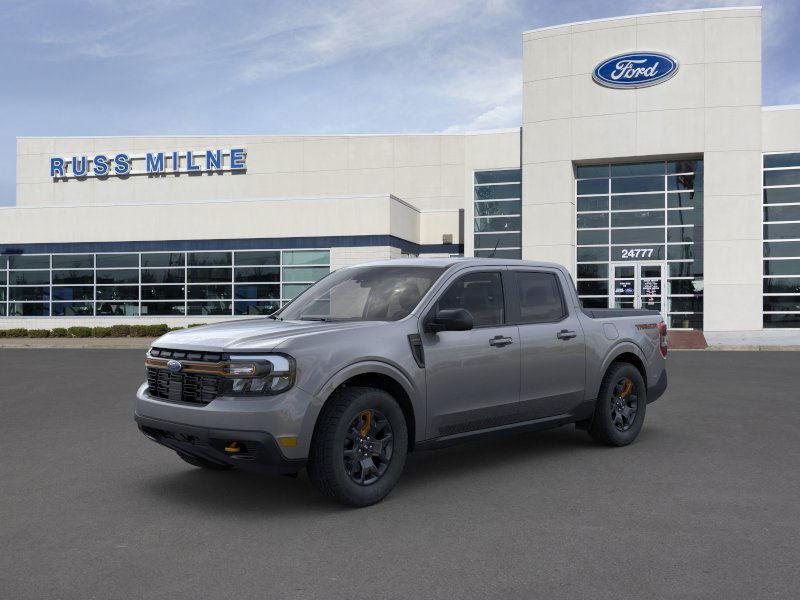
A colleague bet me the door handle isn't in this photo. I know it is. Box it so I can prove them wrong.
[489,335,514,347]
[557,329,577,340]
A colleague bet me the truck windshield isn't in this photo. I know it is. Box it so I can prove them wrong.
[276,265,447,322]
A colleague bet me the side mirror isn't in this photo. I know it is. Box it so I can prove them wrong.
[427,308,474,333]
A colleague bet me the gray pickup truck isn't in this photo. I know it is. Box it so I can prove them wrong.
[135,258,667,506]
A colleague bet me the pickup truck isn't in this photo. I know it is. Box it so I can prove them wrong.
[135,258,668,506]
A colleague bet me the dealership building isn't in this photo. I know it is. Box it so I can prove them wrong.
[2,6,800,338]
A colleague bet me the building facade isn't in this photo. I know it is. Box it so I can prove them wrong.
[3,6,799,334]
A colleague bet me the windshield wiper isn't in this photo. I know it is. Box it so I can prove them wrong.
[299,316,331,321]
[267,314,283,321]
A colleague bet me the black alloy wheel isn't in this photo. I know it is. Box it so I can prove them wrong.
[610,377,639,432]
[343,409,394,486]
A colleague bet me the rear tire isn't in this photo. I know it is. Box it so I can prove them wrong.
[308,386,408,507]
[176,450,232,470]
[589,362,647,446]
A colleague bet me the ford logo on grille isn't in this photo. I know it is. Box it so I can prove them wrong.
[593,52,678,89]
[166,359,182,372]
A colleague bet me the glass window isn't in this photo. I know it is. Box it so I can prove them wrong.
[52,302,94,316]
[187,285,232,300]
[10,287,50,301]
[474,184,521,200]
[611,162,664,177]
[764,241,800,258]
[764,223,800,240]
[234,266,280,282]
[577,230,608,245]
[668,279,702,295]
[763,297,800,312]
[764,205,800,222]
[581,297,608,308]
[234,251,279,266]
[577,213,608,229]
[97,253,138,268]
[187,267,231,283]
[188,251,231,266]
[667,160,702,174]
[576,179,608,195]
[669,314,703,329]
[52,270,93,284]
[474,200,521,216]
[667,245,694,261]
[235,301,280,316]
[667,227,694,243]
[764,314,800,327]
[576,165,608,179]
[8,302,49,316]
[141,285,185,300]
[10,271,50,285]
[9,255,49,269]
[234,284,280,300]
[667,209,699,226]
[473,233,521,249]
[763,278,800,294]
[668,297,703,312]
[96,269,138,284]
[668,262,695,277]
[282,266,330,282]
[611,194,664,211]
[668,174,700,191]
[517,272,566,323]
[611,229,664,244]
[53,286,94,301]
[0,272,5,286]
[52,254,93,269]
[764,259,800,276]
[282,250,329,266]
[577,197,608,212]
[611,211,665,228]
[96,302,138,316]
[764,170,800,187]
[763,188,800,204]
[96,286,139,301]
[667,191,703,209]
[578,280,609,296]
[437,271,504,328]
[764,153,800,168]
[140,302,185,316]
[577,264,608,279]
[474,249,523,259]
[474,170,520,184]
[279,265,445,322]
[611,176,663,194]
[141,253,185,268]
[0,255,6,269]
[187,301,232,316]
[141,268,185,284]
[474,216,521,232]
[283,283,311,300]
[577,247,609,262]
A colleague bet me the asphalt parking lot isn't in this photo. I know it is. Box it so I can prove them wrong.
[1,350,799,599]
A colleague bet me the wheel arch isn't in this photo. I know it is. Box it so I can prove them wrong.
[597,343,648,399]
[311,361,420,451]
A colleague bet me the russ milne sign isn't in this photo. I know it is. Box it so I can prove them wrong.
[593,52,678,89]
[50,148,246,179]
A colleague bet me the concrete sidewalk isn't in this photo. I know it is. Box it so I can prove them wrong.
[0,338,154,349]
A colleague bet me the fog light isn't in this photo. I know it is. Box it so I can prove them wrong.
[224,441,242,453]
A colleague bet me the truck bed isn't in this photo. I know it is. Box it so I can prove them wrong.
[581,308,661,319]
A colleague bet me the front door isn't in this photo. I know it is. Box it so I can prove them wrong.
[421,269,521,438]
[610,262,666,317]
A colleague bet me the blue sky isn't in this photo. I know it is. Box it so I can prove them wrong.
[1,0,798,206]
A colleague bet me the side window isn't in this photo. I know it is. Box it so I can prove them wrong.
[517,271,566,323]
[437,271,504,327]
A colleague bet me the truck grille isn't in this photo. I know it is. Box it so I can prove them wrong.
[146,367,224,405]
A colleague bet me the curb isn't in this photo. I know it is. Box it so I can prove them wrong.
[0,338,155,349]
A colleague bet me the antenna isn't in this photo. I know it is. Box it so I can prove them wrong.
[488,239,500,258]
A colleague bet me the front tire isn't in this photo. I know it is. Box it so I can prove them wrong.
[588,362,647,446]
[308,386,408,507]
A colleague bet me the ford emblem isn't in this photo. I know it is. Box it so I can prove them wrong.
[166,359,182,372]
[593,52,678,89]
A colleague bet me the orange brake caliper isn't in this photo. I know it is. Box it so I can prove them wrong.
[357,410,372,436]
[619,380,632,398]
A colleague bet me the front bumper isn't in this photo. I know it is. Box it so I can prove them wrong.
[135,412,307,475]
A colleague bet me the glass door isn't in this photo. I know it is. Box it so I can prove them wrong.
[610,262,666,318]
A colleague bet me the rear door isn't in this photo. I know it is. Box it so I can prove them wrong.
[511,269,587,420]
[421,268,521,437]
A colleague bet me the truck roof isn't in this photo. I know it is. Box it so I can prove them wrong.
[348,257,567,270]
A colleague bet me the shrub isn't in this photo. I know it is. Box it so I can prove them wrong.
[50,328,69,338]
[67,326,92,338]
[91,327,113,338]
[109,324,132,337]
[4,328,28,338]
[146,324,169,337]
[129,325,150,337]
[28,329,51,338]
[188,323,207,328]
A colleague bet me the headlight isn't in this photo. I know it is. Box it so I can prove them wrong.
[227,354,295,396]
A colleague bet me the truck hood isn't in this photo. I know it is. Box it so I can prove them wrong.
[151,318,380,353]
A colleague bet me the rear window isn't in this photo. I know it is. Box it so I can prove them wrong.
[517,272,566,323]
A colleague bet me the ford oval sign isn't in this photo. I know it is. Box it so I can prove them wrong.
[166,359,182,373]
[593,52,678,89]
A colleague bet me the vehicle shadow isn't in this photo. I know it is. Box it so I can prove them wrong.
[137,424,664,514]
